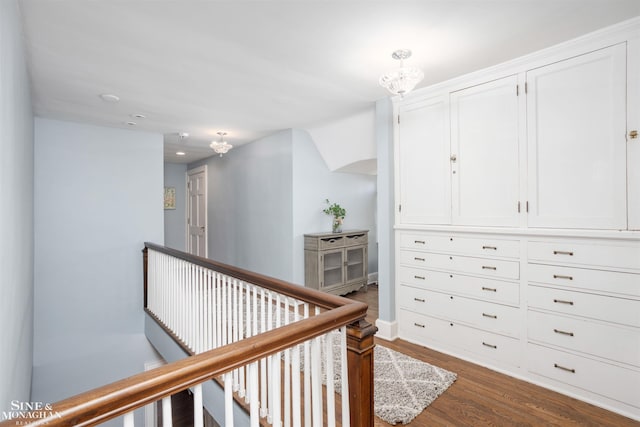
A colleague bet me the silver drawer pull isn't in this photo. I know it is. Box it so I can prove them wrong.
[482,286,497,292]
[413,297,425,303]
[414,240,426,244]
[482,266,497,270]
[554,328,574,337]
[414,322,425,328]
[482,313,497,319]
[553,299,574,305]
[553,274,573,280]
[414,275,425,280]
[482,342,497,349]
[482,245,497,250]
[554,363,575,373]
[553,250,574,256]
[414,257,425,261]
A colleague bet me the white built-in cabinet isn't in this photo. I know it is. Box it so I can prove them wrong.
[394,20,640,422]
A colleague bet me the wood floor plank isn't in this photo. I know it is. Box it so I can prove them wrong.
[346,285,639,427]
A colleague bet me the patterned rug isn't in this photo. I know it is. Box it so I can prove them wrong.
[372,345,457,424]
[319,334,457,425]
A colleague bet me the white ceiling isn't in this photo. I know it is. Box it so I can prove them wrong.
[17,0,640,164]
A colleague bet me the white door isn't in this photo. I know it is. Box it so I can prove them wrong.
[526,43,627,229]
[396,94,451,225]
[187,165,207,257]
[450,75,521,226]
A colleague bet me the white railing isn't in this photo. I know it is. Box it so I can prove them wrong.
[145,248,351,427]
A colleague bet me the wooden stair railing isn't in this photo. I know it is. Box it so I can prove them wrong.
[1,244,376,426]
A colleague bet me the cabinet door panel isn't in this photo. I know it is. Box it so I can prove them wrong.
[527,43,627,229]
[397,95,451,225]
[451,75,520,226]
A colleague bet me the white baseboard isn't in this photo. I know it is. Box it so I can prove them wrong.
[368,272,378,284]
[374,319,398,341]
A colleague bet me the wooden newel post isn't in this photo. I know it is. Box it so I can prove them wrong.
[142,246,148,309]
[347,318,378,427]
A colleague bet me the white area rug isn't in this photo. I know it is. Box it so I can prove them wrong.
[319,333,457,425]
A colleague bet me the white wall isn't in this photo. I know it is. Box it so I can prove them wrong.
[164,162,187,251]
[0,0,35,414]
[307,107,377,174]
[32,119,163,422]
[292,129,377,285]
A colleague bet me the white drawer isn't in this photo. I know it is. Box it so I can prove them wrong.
[400,250,519,279]
[528,240,640,272]
[527,343,640,409]
[528,263,640,298]
[528,310,640,367]
[398,286,521,338]
[449,235,520,259]
[528,285,640,327]
[398,266,520,306]
[399,232,519,258]
[399,233,450,251]
[398,309,521,366]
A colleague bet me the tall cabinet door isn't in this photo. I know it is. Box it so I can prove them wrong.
[397,95,451,225]
[450,75,521,226]
[526,43,627,229]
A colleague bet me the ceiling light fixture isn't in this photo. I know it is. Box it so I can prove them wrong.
[99,93,120,103]
[176,151,186,156]
[379,49,424,98]
[210,132,233,157]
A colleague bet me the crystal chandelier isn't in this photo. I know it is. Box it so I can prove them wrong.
[379,49,424,97]
[210,131,233,157]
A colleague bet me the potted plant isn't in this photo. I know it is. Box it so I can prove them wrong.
[323,199,346,233]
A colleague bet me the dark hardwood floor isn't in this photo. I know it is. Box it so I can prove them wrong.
[346,285,639,427]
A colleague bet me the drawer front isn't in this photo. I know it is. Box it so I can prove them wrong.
[399,233,450,251]
[528,285,640,327]
[400,251,519,279]
[398,286,520,338]
[528,263,640,298]
[398,310,521,366]
[399,232,520,258]
[318,236,345,250]
[527,343,640,408]
[343,232,367,247]
[398,266,520,306]
[528,240,640,271]
[449,236,520,259]
[528,310,640,367]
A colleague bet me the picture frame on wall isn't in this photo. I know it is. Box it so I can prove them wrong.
[164,187,176,210]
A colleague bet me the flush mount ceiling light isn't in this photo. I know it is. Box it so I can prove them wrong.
[210,132,233,157]
[379,49,424,98]
[176,151,186,156]
[99,93,120,103]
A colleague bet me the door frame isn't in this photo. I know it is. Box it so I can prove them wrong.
[185,165,208,257]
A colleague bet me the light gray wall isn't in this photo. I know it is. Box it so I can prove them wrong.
[190,130,294,281]
[292,129,377,285]
[0,0,35,414]
[32,119,164,422]
[164,162,187,251]
[375,98,395,322]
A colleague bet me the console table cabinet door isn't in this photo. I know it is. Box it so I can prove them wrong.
[450,74,521,227]
[397,95,451,225]
[526,43,627,230]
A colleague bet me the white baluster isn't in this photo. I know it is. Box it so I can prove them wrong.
[162,396,172,427]
[193,384,203,427]
[271,351,282,427]
[303,304,311,427]
[224,373,234,427]
[123,411,134,427]
[340,327,350,427]
[291,305,302,427]
[311,335,323,427]
[325,332,335,427]
[283,298,292,427]
[249,362,259,427]
[260,289,268,418]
